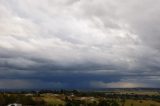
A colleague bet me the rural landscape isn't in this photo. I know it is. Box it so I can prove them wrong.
[0,0,160,106]
[0,88,160,106]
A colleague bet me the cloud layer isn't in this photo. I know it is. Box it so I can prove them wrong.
[0,0,160,88]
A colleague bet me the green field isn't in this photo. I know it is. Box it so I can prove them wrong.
[122,100,160,106]
[1,89,160,106]
[38,93,160,106]
[42,95,65,106]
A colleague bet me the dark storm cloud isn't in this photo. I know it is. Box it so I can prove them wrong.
[0,0,160,88]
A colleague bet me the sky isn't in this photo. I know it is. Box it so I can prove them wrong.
[0,0,160,89]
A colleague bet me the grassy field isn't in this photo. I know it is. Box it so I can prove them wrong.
[39,94,160,106]
[104,90,160,95]
[1,89,160,106]
[42,95,65,106]
[25,90,160,106]
[124,100,160,106]
[41,98,160,106]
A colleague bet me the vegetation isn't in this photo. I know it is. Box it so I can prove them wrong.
[0,89,159,106]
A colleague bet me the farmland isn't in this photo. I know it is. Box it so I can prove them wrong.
[0,88,160,106]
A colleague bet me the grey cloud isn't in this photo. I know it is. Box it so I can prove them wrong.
[0,0,160,88]
[0,79,66,89]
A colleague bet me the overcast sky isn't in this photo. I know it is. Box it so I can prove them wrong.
[0,0,160,89]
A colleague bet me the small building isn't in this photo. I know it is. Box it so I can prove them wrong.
[7,103,22,106]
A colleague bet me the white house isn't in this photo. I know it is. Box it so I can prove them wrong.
[7,103,22,106]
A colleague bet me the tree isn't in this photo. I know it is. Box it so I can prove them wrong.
[110,101,119,106]
[0,94,6,105]
[98,100,110,106]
